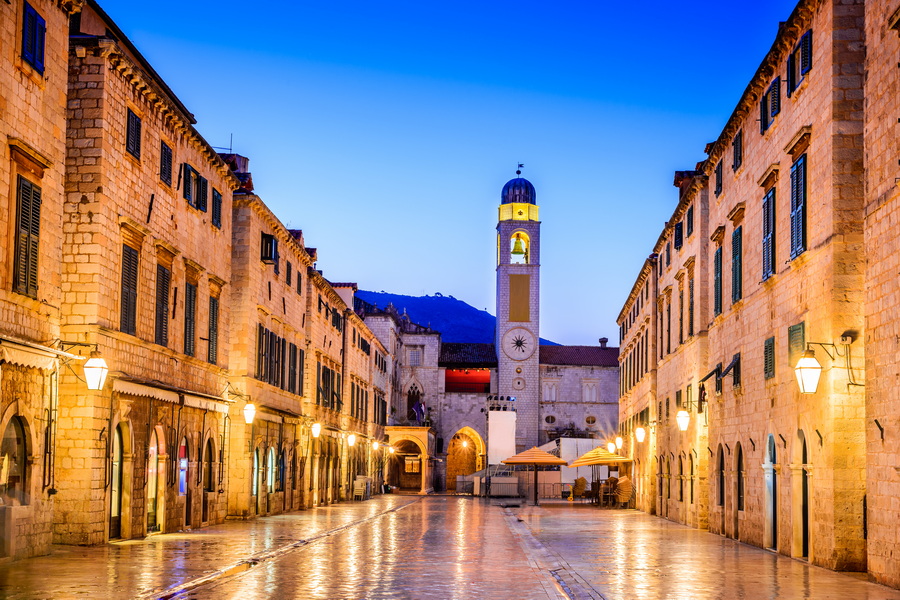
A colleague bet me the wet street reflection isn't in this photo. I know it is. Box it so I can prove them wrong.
[1,497,899,600]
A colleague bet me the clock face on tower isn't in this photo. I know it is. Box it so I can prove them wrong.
[502,327,537,361]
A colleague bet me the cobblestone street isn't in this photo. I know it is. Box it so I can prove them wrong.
[0,496,898,599]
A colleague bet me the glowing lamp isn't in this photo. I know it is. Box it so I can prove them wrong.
[794,349,822,394]
[461,440,468,448]
[607,442,616,454]
[635,427,646,443]
[242,402,256,424]
[389,447,395,454]
[373,441,380,451]
[83,351,109,391]
[347,433,356,447]
[676,410,690,431]
[615,436,623,450]
[311,422,322,438]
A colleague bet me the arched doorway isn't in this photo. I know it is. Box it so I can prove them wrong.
[147,429,160,533]
[178,437,190,529]
[446,428,484,492]
[734,443,744,539]
[253,447,264,514]
[793,430,810,559]
[202,439,215,523]
[109,424,124,539]
[764,434,778,550]
[717,445,725,534]
[390,440,423,492]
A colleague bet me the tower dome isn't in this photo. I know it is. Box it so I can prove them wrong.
[501,176,536,205]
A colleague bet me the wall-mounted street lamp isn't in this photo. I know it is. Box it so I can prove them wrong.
[615,436,623,450]
[635,426,646,443]
[311,422,322,438]
[373,441,380,451]
[243,402,257,424]
[607,441,616,454]
[676,410,690,432]
[348,433,357,447]
[58,342,109,390]
[794,334,863,394]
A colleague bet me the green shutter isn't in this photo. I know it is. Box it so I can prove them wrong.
[184,282,196,356]
[764,337,775,379]
[732,226,742,303]
[120,245,139,335]
[788,322,806,366]
[208,296,219,365]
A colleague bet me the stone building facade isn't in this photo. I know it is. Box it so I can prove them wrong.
[57,0,241,543]
[616,0,900,585]
[0,0,83,560]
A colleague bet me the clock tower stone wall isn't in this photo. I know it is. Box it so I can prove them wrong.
[495,176,541,452]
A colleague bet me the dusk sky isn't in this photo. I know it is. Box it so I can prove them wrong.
[99,0,799,346]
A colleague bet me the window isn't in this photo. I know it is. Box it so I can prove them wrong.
[21,2,46,73]
[126,109,142,160]
[184,282,197,356]
[673,222,684,250]
[790,154,807,259]
[183,164,208,211]
[665,242,671,266]
[788,322,806,367]
[717,448,725,507]
[155,264,170,346]
[678,286,684,344]
[211,189,222,228]
[261,232,278,264]
[208,296,219,365]
[585,416,596,425]
[686,205,694,237]
[764,336,775,379]
[160,142,173,185]
[666,297,671,354]
[787,30,812,96]
[178,438,189,495]
[286,262,292,287]
[120,245,139,335]
[732,130,743,171]
[675,390,682,408]
[731,226,742,303]
[714,161,723,197]
[545,415,556,424]
[760,78,781,133]
[713,246,722,316]
[14,176,41,298]
[762,188,776,280]
[408,346,422,367]
[736,445,745,511]
[296,271,303,295]
[688,275,695,336]
[1,417,28,505]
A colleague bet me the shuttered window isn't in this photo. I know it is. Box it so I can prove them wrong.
[674,222,683,249]
[762,188,776,279]
[155,264,170,346]
[21,2,46,74]
[208,296,219,365]
[160,142,173,185]
[764,337,775,379]
[184,282,197,356]
[732,130,743,171]
[760,78,781,133]
[731,226,742,303]
[182,164,208,211]
[790,154,807,259]
[787,30,813,96]
[788,322,806,367]
[686,205,694,237]
[120,245,139,335]
[688,276,694,336]
[288,343,298,394]
[211,189,222,228]
[714,161,723,196]
[713,247,722,316]
[126,109,142,159]
[286,262,292,287]
[14,176,41,299]
[183,164,194,204]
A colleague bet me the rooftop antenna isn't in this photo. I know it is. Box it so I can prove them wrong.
[516,163,524,176]
[229,133,233,153]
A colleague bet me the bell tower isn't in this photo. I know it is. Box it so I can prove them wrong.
[495,168,541,451]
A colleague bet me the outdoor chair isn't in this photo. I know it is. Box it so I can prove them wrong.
[353,480,366,501]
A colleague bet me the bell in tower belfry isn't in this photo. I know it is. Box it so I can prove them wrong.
[511,233,527,264]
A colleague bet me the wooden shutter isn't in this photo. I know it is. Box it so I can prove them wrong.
[286,262,292,287]
[731,226,742,303]
[155,264,170,346]
[786,51,796,96]
[714,161,723,196]
[732,130,742,170]
[196,177,208,212]
[688,276,694,336]
[22,3,45,73]
[764,337,775,379]
[208,296,219,365]
[770,78,781,117]
[713,247,722,315]
[800,30,812,75]
[183,165,194,203]
[790,155,807,258]
[120,245,139,335]
[762,188,776,278]
[288,343,297,394]
[674,222,683,249]
[256,324,266,380]
[759,96,767,133]
[160,142,173,185]
[15,177,41,298]
[788,322,806,366]
[126,109,142,159]
[686,205,694,236]
[298,350,305,396]
[184,282,196,356]
[212,189,222,228]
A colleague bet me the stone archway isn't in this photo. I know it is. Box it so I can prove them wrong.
[446,427,485,492]
[791,429,811,560]
[391,440,424,492]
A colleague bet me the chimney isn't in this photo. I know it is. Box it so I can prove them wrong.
[599,337,608,348]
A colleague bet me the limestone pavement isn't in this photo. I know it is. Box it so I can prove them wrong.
[0,495,896,600]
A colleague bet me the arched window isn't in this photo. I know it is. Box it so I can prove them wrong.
[204,439,215,493]
[406,384,422,422]
[666,458,671,499]
[0,417,27,506]
[736,444,744,511]
[717,446,725,507]
[147,429,160,530]
[689,454,694,504]
[276,450,285,492]
[267,447,276,494]
[178,438,189,496]
[252,448,260,496]
[678,457,684,502]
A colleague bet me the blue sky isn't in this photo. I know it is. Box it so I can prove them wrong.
[99,0,799,345]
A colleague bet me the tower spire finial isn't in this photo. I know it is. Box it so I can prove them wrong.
[516,163,523,176]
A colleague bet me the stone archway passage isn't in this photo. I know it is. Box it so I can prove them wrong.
[446,432,478,492]
[392,440,423,491]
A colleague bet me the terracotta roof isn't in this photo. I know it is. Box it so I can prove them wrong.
[539,345,619,367]
[439,343,497,368]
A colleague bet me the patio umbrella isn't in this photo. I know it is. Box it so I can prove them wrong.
[502,447,568,506]
[568,445,632,468]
